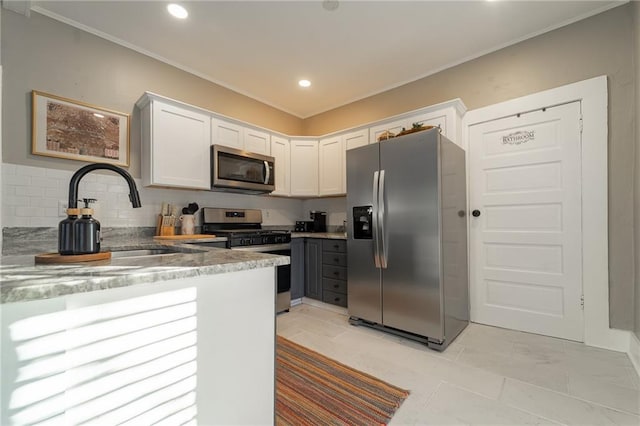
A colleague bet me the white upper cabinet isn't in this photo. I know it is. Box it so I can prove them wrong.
[211,118,243,150]
[344,129,369,151]
[137,94,211,190]
[137,92,466,195]
[408,110,448,136]
[244,128,271,155]
[366,99,467,149]
[212,118,272,155]
[369,119,406,144]
[270,135,290,196]
[319,136,345,196]
[290,139,319,197]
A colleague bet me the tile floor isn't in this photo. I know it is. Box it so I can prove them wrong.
[276,303,640,425]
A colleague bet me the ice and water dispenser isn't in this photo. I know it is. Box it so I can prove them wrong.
[353,206,373,239]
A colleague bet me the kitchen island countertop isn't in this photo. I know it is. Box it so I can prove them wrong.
[0,236,289,304]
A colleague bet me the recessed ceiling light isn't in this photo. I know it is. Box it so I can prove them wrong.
[167,3,188,19]
[298,79,311,88]
[93,113,104,118]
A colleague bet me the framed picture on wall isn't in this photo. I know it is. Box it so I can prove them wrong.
[31,90,130,167]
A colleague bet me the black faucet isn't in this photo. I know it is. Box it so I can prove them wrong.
[68,163,142,209]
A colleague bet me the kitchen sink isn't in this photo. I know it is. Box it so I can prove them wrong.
[111,248,186,258]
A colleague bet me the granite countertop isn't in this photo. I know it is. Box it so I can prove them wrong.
[0,236,290,305]
[291,232,347,240]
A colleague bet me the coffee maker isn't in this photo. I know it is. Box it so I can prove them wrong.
[309,211,327,233]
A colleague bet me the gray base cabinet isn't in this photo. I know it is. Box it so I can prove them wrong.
[292,237,348,307]
[290,239,305,299]
[321,240,348,307]
[304,239,323,300]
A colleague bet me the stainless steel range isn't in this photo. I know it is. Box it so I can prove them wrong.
[201,207,291,312]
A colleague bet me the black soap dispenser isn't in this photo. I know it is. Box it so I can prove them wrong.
[58,207,80,255]
[73,198,101,254]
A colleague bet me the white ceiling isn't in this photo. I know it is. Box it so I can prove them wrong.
[30,0,625,118]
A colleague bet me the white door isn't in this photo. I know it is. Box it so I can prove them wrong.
[469,101,583,341]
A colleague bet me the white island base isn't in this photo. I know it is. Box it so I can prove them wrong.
[1,267,276,425]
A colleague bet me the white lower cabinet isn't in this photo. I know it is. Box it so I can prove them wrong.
[138,95,211,190]
[290,139,319,196]
[270,135,290,196]
[319,136,345,196]
[0,270,276,425]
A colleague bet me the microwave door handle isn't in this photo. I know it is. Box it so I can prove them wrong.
[263,161,270,184]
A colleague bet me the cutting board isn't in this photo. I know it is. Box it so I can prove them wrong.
[153,234,217,240]
[35,252,112,264]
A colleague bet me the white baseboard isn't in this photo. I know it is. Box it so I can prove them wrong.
[629,331,640,377]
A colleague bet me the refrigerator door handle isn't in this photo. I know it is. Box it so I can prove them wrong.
[379,169,388,269]
[372,171,382,268]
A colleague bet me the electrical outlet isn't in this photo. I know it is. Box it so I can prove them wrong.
[58,200,68,217]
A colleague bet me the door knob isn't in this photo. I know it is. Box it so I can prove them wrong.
[472,210,481,217]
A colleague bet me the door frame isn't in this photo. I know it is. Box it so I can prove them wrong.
[463,75,629,352]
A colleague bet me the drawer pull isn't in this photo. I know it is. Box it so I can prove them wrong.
[333,245,339,249]
[333,271,340,276]
[334,257,339,263]
[334,297,340,302]
[333,284,339,288]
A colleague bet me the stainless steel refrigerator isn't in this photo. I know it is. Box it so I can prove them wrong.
[347,128,468,350]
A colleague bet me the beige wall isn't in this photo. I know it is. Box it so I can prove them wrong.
[1,10,304,179]
[2,5,637,330]
[306,5,636,331]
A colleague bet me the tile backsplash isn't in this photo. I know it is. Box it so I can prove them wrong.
[1,163,304,228]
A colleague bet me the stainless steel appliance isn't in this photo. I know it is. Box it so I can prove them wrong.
[309,211,327,232]
[211,145,275,194]
[347,129,468,350]
[294,221,314,232]
[201,207,291,313]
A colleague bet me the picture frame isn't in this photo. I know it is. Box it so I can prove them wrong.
[31,90,130,167]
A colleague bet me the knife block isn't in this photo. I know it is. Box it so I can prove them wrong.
[156,214,176,236]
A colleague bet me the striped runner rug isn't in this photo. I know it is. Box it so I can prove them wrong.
[276,335,410,425]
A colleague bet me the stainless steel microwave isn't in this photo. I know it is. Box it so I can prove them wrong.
[211,145,275,194]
